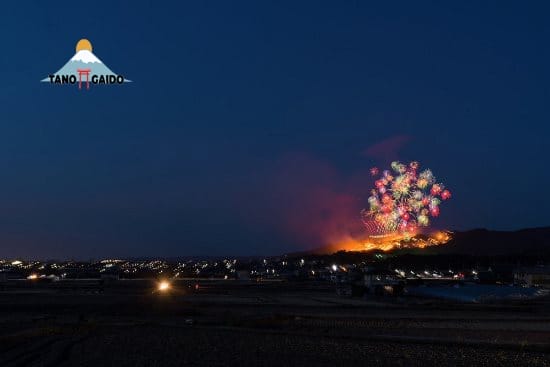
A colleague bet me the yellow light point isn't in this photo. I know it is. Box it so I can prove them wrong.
[75,39,93,52]
[158,281,171,292]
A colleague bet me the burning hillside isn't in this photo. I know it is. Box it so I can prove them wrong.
[318,231,452,254]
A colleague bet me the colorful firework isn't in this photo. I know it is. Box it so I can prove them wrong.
[361,161,451,236]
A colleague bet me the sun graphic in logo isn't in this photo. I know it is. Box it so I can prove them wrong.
[75,39,93,53]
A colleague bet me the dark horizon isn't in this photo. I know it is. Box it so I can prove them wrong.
[1,2,550,258]
[2,225,548,261]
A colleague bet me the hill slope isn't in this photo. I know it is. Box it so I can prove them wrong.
[433,227,550,256]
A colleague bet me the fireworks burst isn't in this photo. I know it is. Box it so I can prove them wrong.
[362,161,451,237]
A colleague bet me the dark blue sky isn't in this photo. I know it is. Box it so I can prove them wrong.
[1,1,549,258]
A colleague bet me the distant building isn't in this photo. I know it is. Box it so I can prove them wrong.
[101,273,119,282]
[236,270,250,280]
[0,271,24,281]
[515,267,550,288]
[478,265,514,285]
[364,269,404,296]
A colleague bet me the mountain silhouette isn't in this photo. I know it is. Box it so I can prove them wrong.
[42,49,129,82]
[298,227,550,256]
[433,227,550,256]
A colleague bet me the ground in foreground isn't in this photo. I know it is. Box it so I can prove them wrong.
[0,280,549,366]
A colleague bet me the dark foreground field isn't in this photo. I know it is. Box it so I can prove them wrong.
[1,280,549,366]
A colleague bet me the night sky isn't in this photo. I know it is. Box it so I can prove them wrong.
[1,2,549,259]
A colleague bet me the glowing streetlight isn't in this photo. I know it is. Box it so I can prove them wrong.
[158,280,171,292]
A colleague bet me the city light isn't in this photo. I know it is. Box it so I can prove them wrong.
[158,280,171,292]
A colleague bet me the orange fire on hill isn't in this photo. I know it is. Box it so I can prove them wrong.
[322,230,452,253]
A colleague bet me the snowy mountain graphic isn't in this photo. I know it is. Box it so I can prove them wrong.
[42,39,130,85]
